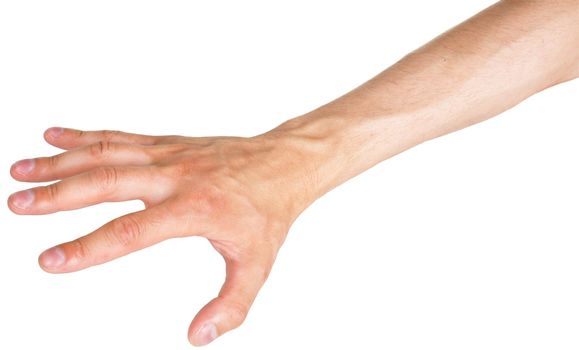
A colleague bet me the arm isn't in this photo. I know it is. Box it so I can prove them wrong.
[270,0,579,201]
[8,0,579,346]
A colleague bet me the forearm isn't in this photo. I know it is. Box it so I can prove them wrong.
[268,0,579,205]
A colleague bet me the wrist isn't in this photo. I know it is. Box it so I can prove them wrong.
[263,107,425,204]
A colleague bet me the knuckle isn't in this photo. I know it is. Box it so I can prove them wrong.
[109,216,144,247]
[166,161,193,178]
[47,154,60,169]
[45,183,60,202]
[225,299,250,327]
[70,238,90,263]
[156,143,189,157]
[102,129,123,141]
[194,187,227,216]
[256,264,272,285]
[89,141,114,159]
[154,135,181,145]
[91,167,119,192]
[245,261,272,286]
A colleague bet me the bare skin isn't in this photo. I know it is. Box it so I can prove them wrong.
[8,0,579,346]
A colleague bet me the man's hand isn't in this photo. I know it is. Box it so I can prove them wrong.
[8,127,317,346]
[8,0,579,346]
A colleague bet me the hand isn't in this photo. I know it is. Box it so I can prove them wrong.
[8,127,318,346]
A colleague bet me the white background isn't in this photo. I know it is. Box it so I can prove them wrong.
[1,1,578,349]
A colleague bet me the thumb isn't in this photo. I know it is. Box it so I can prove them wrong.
[188,260,269,346]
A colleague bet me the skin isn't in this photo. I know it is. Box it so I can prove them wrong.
[8,0,579,346]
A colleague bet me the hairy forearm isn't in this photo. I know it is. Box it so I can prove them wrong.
[267,0,579,205]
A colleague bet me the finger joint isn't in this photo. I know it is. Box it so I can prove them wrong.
[89,141,115,159]
[102,130,123,142]
[45,183,60,202]
[109,216,144,248]
[70,238,90,265]
[91,167,119,193]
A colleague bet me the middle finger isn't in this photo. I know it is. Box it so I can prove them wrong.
[8,166,169,215]
[10,141,157,183]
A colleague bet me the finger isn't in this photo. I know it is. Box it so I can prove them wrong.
[44,127,158,150]
[11,142,156,182]
[188,261,270,346]
[8,166,168,215]
[37,205,185,273]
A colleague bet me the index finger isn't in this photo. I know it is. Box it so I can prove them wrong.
[38,204,190,273]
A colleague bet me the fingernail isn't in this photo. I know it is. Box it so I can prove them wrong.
[39,246,66,269]
[195,323,218,346]
[10,190,35,209]
[12,159,35,175]
[46,127,64,139]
